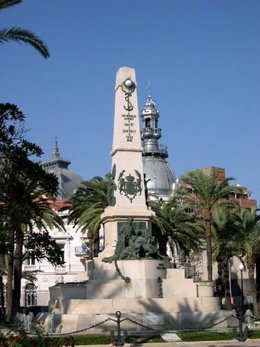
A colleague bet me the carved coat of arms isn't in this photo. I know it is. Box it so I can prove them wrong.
[118,169,142,202]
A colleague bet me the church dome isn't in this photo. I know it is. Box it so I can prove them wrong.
[41,140,83,199]
[141,94,176,201]
[143,156,176,201]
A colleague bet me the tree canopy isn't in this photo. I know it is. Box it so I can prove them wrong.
[175,168,237,281]
[0,103,64,320]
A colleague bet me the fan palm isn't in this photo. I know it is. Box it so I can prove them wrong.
[0,0,49,58]
[176,169,237,281]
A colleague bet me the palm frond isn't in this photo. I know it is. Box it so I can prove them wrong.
[150,199,203,255]
[21,270,37,282]
[0,27,49,58]
[68,176,109,237]
[0,0,21,10]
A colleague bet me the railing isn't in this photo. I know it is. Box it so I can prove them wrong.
[23,265,38,271]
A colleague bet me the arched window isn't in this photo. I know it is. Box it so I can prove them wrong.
[25,283,37,306]
[145,118,150,128]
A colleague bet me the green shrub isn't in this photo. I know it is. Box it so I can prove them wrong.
[178,330,235,341]
[72,334,110,345]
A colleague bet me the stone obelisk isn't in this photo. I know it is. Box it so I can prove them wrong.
[101,67,153,257]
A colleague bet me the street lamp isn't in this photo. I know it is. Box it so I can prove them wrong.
[233,262,248,341]
[239,262,244,310]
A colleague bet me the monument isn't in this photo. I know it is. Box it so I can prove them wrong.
[99,67,155,263]
[47,67,230,333]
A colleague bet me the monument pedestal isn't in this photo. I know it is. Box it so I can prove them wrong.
[48,259,229,333]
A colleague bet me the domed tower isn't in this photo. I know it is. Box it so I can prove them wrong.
[41,139,83,199]
[141,93,176,201]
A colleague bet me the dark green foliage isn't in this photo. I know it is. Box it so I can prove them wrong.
[175,168,237,281]
[68,176,109,234]
[178,330,234,341]
[73,334,111,345]
[0,27,50,58]
[0,103,64,320]
[0,329,73,346]
[238,207,260,317]
[126,334,164,343]
[68,176,109,258]
[25,231,64,266]
[0,1,21,10]
[212,206,242,308]
[150,198,203,256]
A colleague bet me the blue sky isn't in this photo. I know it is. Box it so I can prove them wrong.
[1,0,259,204]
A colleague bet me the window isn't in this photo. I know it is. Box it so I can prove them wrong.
[145,119,150,128]
[25,283,37,306]
[26,251,35,265]
[57,243,65,263]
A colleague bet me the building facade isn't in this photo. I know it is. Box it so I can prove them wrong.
[21,142,89,307]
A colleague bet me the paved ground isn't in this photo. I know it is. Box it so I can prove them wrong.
[75,341,260,347]
[145,340,260,347]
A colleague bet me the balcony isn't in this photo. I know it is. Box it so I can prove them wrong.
[23,265,38,271]
[141,127,161,139]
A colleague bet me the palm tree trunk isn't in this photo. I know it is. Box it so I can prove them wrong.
[247,256,259,317]
[13,228,24,316]
[0,275,5,319]
[223,258,232,310]
[6,231,14,321]
[216,257,223,306]
[88,236,94,260]
[158,234,168,256]
[205,221,213,282]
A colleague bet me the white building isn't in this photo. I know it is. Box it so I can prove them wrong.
[21,142,90,308]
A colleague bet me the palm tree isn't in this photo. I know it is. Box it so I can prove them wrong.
[238,207,260,316]
[0,103,64,319]
[212,206,242,309]
[68,176,109,258]
[0,159,64,320]
[0,0,49,58]
[176,168,237,281]
[13,194,64,317]
[150,198,203,260]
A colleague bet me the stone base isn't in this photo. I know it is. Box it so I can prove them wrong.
[50,297,220,315]
[39,310,232,334]
[48,259,223,333]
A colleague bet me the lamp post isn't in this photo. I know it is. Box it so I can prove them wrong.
[233,262,248,341]
[239,262,244,311]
